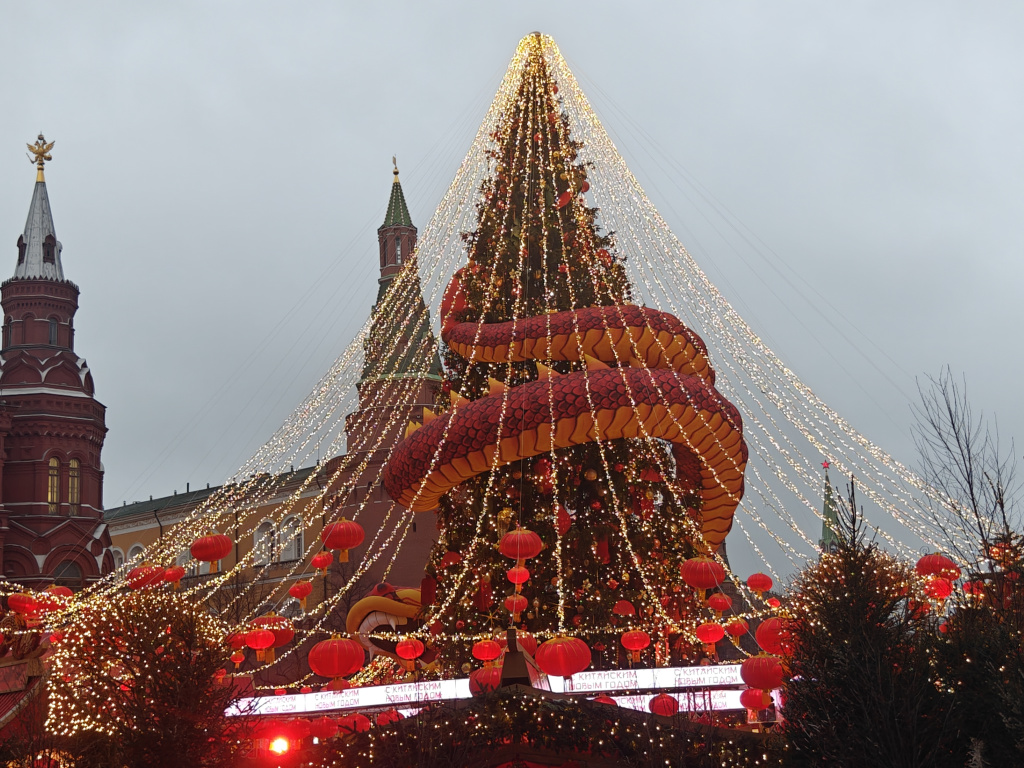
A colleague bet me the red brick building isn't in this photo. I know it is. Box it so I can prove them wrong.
[0,145,111,588]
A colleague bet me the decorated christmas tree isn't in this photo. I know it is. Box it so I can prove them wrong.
[382,34,748,678]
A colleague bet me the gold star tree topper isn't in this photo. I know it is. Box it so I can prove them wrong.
[27,134,54,182]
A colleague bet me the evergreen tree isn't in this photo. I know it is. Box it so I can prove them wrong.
[782,493,955,767]
[424,40,709,673]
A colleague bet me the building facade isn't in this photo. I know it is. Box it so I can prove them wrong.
[0,139,111,588]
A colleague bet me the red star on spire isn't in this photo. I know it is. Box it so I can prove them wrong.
[822,461,830,469]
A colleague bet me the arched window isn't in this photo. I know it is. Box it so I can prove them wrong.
[68,458,80,514]
[43,235,56,264]
[2,318,10,349]
[254,521,275,566]
[48,318,58,345]
[279,516,303,562]
[47,457,60,513]
[395,237,402,265]
[111,548,124,570]
[16,236,25,265]
[127,544,145,563]
[52,561,82,589]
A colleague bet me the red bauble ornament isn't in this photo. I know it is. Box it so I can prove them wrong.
[740,687,772,711]
[308,635,365,681]
[499,527,543,563]
[746,572,773,597]
[740,655,784,692]
[190,533,233,565]
[396,636,425,661]
[469,665,503,696]
[321,519,365,562]
[556,191,572,209]
[612,599,636,616]
[535,636,591,679]
[472,639,503,663]
[916,553,961,581]
[649,693,679,717]
[555,505,572,536]
[581,181,590,193]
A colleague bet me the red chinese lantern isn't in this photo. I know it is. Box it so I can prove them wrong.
[593,694,617,706]
[504,594,528,621]
[469,665,503,696]
[311,551,333,575]
[7,593,38,615]
[321,519,364,562]
[916,553,961,581]
[924,576,953,601]
[746,572,773,598]
[127,564,166,590]
[963,580,986,596]
[755,617,794,656]
[499,527,543,565]
[612,599,636,616]
[310,715,339,741]
[695,622,725,654]
[396,636,424,661]
[680,556,726,600]
[472,639,503,665]
[740,687,772,711]
[376,709,402,726]
[230,651,245,669]
[338,713,371,734]
[740,655,784,692]
[289,580,314,610]
[535,636,591,679]
[556,505,572,536]
[190,533,232,569]
[706,592,733,617]
[440,551,462,569]
[245,628,276,662]
[506,566,530,587]
[649,693,679,717]
[163,566,186,590]
[724,617,749,646]
[227,631,247,650]
[766,597,782,609]
[620,629,650,662]
[46,585,73,598]
[308,635,365,682]
[252,614,295,658]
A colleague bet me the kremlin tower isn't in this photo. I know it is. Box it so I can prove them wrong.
[0,136,111,588]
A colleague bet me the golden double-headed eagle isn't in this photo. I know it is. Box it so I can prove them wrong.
[27,134,54,178]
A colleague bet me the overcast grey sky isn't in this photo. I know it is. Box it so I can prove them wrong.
[0,2,1020,510]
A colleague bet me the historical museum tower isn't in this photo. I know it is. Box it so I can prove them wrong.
[0,136,111,588]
